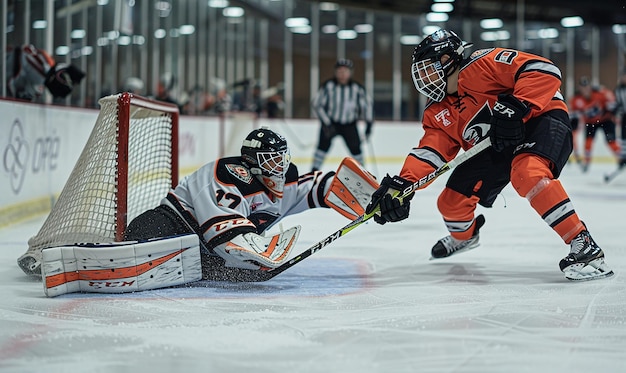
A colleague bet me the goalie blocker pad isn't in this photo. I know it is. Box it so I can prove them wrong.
[41,234,201,297]
[325,157,380,220]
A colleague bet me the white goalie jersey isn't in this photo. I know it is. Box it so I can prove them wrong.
[163,156,334,250]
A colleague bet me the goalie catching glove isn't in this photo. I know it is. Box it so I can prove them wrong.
[489,94,530,152]
[365,175,414,225]
[212,226,301,271]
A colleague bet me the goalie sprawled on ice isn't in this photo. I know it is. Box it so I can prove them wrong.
[40,128,378,296]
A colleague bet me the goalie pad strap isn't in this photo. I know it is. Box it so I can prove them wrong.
[41,234,202,297]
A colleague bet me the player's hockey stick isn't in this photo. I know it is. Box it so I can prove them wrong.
[604,164,624,183]
[245,137,493,282]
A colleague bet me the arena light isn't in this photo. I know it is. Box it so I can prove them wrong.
[612,24,626,34]
[71,29,86,39]
[538,28,559,39]
[426,12,449,23]
[133,35,146,44]
[319,2,339,11]
[322,24,339,34]
[400,35,422,45]
[285,17,309,28]
[208,0,229,8]
[179,25,196,35]
[433,0,454,2]
[337,29,357,40]
[117,36,132,45]
[480,18,503,29]
[561,16,584,28]
[480,30,510,42]
[354,24,373,33]
[431,3,453,12]
[55,46,70,55]
[154,28,167,39]
[32,20,47,29]
[223,6,244,17]
[290,25,312,34]
[81,46,94,55]
[97,0,109,5]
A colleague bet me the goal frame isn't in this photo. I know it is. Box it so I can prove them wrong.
[115,92,179,240]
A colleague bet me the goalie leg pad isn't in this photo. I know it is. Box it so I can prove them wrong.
[41,234,202,297]
[325,157,380,220]
[213,226,301,271]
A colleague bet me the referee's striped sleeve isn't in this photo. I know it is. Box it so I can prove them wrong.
[312,83,331,125]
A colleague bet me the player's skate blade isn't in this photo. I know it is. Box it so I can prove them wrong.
[430,238,480,260]
[430,214,484,260]
[561,257,614,281]
[559,228,614,281]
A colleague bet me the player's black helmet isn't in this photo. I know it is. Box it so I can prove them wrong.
[241,128,291,197]
[410,29,471,102]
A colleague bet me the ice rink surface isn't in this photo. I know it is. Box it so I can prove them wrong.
[1,161,625,373]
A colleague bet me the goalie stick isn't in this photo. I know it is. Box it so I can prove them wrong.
[241,137,493,282]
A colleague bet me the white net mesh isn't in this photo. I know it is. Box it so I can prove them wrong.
[28,93,178,250]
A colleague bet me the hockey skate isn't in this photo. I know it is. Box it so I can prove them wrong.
[431,215,485,259]
[17,247,43,276]
[559,229,614,281]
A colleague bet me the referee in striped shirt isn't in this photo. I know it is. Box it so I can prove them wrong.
[311,59,373,171]
[615,70,626,167]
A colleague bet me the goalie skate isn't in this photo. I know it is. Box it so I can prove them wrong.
[559,229,614,281]
[17,247,42,276]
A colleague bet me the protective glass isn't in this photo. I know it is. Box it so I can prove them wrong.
[411,59,447,102]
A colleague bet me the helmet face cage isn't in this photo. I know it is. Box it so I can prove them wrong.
[241,128,290,196]
[411,59,447,102]
[256,149,291,177]
[410,30,467,102]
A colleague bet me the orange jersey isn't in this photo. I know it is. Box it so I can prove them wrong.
[568,88,616,125]
[400,47,568,183]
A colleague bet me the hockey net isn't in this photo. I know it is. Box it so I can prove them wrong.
[27,93,179,251]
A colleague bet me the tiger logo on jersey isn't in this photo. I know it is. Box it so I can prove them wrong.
[225,164,253,184]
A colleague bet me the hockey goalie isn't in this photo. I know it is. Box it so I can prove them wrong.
[41,127,378,296]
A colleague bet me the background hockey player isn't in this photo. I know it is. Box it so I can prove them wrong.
[568,76,619,172]
[365,30,613,281]
[311,59,374,171]
[6,44,85,102]
[122,127,378,282]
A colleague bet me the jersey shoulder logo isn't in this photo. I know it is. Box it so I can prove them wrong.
[494,50,518,64]
[469,48,493,60]
[225,164,253,184]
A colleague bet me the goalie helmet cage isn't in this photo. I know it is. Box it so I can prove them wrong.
[27,92,179,251]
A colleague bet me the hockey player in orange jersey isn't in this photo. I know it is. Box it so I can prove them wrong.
[568,76,620,172]
[365,30,613,281]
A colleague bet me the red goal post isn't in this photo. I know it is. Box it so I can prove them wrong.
[27,93,179,252]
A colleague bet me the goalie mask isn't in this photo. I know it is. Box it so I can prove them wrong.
[241,128,291,198]
[410,30,471,102]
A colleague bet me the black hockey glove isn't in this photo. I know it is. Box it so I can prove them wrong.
[365,174,414,225]
[489,94,530,152]
[44,63,86,98]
